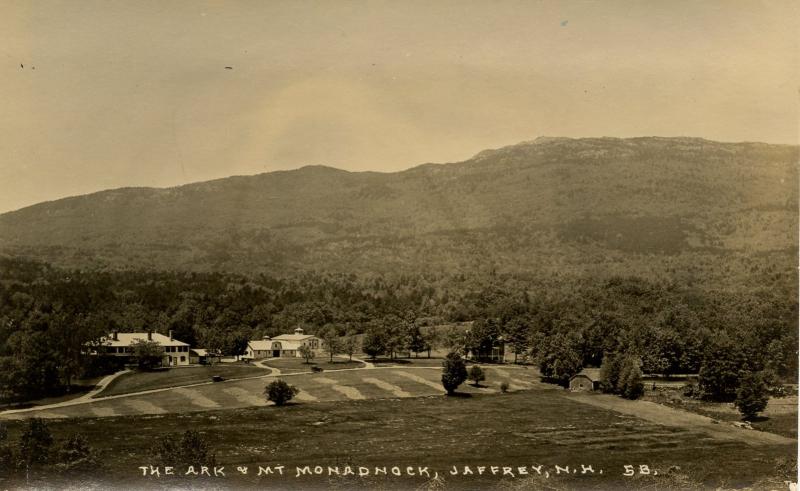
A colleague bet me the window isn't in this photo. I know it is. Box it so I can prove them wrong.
[180,356,186,362]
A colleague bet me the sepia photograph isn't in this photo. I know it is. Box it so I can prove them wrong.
[0,1,797,489]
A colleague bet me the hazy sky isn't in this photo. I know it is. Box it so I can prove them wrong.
[0,0,797,213]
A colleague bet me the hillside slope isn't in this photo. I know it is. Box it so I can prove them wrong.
[0,137,797,289]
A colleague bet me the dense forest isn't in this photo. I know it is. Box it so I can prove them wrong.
[1,256,796,403]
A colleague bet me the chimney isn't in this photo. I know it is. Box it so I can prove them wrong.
[112,331,118,341]
[169,330,173,341]
[263,336,271,341]
[147,331,152,341]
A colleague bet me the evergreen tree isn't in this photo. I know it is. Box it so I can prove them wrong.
[735,371,769,420]
[599,352,622,393]
[617,356,645,400]
[441,352,468,395]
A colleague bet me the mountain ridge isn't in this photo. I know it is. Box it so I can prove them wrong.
[1,136,797,289]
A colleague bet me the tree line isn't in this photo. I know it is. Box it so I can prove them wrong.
[0,256,796,404]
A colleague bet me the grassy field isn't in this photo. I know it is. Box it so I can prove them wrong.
[97,364,268,397]
[6,367,538,419]
[370,356,450,367]
[1,387,795,490]
[645,389,798,439]
[262,356,365,373]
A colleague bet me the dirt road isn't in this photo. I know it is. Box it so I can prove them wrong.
[563,391,795,446]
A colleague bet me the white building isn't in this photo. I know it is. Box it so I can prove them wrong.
[245,328,321,359]
[100,331,191,366]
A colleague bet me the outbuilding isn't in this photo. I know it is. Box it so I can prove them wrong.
[245,328,321,359]
[569,368,602,391]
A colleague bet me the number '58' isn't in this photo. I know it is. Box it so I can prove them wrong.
[623,465,653,476]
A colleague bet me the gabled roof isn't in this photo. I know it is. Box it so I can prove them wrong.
[571,368,602,382]
[270,339,305,350]
[272,333,317,341]
[190,349,216,357]
[248,340,273,351]
[102,332,189,347]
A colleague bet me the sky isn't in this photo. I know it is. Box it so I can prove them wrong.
[0,0,797,213]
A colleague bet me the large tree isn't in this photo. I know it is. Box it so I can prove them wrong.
[318,325,340,363]
[342,330,358,361]
[407,324,427,358]
[536,333,583,385]
[735,371,769,420]
[362,329,386,361]
[298,344,315,364]
[131,339,164,370]
[699,335,745,402]
[441,352,467,395]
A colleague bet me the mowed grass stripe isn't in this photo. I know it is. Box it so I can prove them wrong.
[123,399,167,415]
[90,406,117,417]
[362,377,413,398]
[490,369,537,389]
[314,376,365,400]
[289,377,345,401]
[223,387,268,407]
[294,389,318,402]
[393,370,444,393]
[173,387,221,409]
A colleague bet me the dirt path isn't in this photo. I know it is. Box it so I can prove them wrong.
[563,392,795,446]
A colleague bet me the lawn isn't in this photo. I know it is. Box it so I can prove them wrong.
[97,364,268,397]
[1,388,795,490]
[645,389,798,439]
[5,367,540,419]
[262,356,365,373]
[369,356,448,367]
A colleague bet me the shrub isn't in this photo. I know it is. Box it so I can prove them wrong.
[0,423,14,476]
[150,430,216,468]
[441,352,467,395]
[54,434,99,472]
[265,379,300,406]
[19,418,54,466]
[499,381,510,393]
[468,365,485,386]
[735,371,769,420]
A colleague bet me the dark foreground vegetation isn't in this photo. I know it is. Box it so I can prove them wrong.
[0,256,796,409]
[0,390,795,490]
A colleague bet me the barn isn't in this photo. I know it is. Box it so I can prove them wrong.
[569,368,602,391]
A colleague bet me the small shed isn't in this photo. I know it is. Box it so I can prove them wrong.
[569,368,602,391]
[190,348,220,365]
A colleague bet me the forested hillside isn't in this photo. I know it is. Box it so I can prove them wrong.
[0,257,796,402]
[1,137,797,403]
[0,137,796,293]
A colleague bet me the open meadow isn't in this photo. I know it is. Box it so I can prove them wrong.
[0,365,795,489]
[0,384,794,490]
